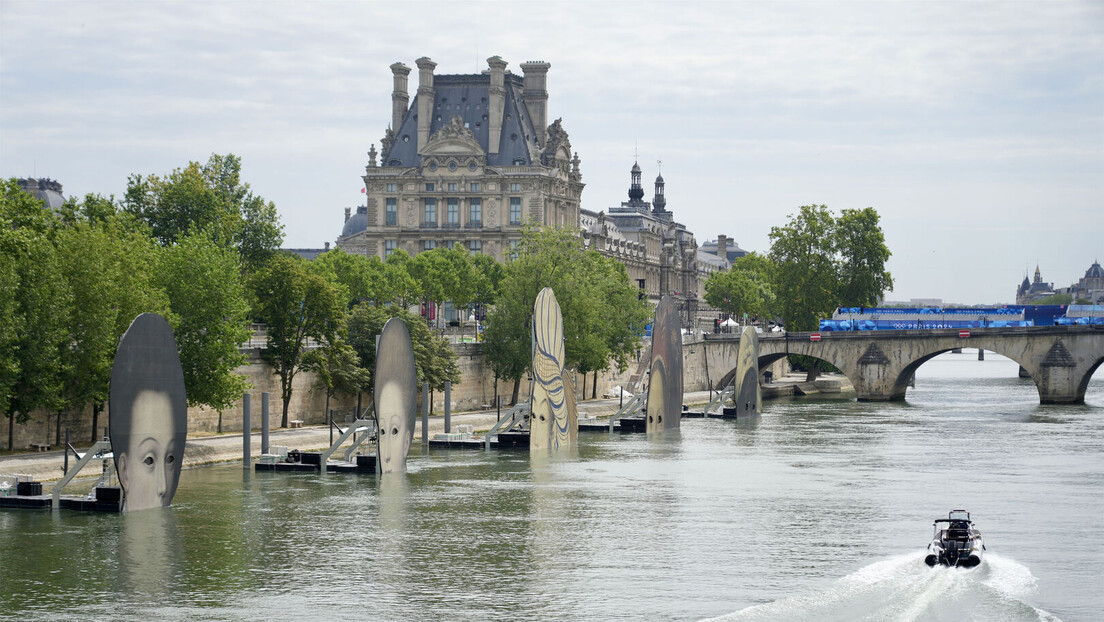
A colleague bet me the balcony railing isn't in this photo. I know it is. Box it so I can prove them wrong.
[464,221,483,229]
[442,222,461,229]
[422,222,438,229]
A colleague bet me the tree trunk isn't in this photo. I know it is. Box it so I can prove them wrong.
[592,371,598,400]
[217,410,223,434]
[805,360,821,382]
[90,403,100,444]
[7,412,13,451]
[511,377,520,405]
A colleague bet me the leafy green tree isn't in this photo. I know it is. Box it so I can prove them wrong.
[836,207,893,307]
[484,226,649,403]
[55,202,170,442]
[156,229,252,421]
[345,303,460,395]
[124,153,284,269]
[381,249,422,308]
[1033,293,1073,305]
[309,247,388,308]
[1,180,70,450]
[768,205,841,332]
[704,252,776,320]
[250,253,344,427]
[302,336,370,424]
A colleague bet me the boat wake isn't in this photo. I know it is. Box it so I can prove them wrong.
[704,553,1060,622]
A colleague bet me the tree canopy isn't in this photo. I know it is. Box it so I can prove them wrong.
[704,251,776,320]
[124,153,284,270]
[768,204,892,331]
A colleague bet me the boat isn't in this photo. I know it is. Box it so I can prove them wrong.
[924,510,985,568]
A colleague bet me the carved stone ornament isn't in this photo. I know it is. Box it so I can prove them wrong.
[422,115,484,157]
[486,202,497,224]
[381,128,396,155]
[404,206,416,226]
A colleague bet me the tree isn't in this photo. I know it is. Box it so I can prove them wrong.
[769,204,892,380]
[345,303,460,395]
[250,253,344,427]
[484,226,649,403]
[302,336,370,424]
[124,153,284,269]
[769,205,841,332]
[156,229,252,420]
[704,252,776,322]
[54,200,170,442]
[836,207,893,307]
[1,180,70,450]
[381,249,422,308]
[309,247,387,309]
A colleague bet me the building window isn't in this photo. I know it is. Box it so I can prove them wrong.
[385,240,397,258]
[424,198,436,225]
[510,197,522,225]
[423,240,436,251]
[446,240,456,249]
[508,239,521,259]
[386,183,396,192]
[468,240,482,255]
[447,182,458,192]
[510,182,520,192]
[425,183,435,192]
[446,198,459,226]
[385,198,397,226]
[468,198,482,225]
[470,182,480,192]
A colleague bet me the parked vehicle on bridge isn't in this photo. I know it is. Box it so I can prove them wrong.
[924,510,985,568]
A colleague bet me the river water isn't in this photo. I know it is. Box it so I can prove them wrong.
[1,351,1101,621]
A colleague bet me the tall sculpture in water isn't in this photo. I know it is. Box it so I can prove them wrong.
[646,295,683,433]
[530,287,576,450]
[375,317,418,473]
[109,313,188,512]
[733,325,762,416]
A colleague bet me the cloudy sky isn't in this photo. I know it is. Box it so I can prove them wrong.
[2,1,1101,304]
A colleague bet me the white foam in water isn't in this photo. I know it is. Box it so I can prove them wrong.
[704,553,1061,622]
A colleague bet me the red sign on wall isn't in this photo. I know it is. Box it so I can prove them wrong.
[959,330,971,338]
[810,333,822,342]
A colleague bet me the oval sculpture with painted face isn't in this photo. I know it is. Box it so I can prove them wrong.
[647,296,683,434]
[375,317,418,473]
[109,313,188,512]
[531,287,574,450]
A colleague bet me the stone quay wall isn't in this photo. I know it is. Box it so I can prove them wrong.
[7,334,784,451]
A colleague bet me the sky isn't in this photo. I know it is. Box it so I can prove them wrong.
[2,1,1101,305]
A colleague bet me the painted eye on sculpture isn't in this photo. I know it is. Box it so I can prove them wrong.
[166,454,175,464]
[392,428,399,435]
[144,455,155,466]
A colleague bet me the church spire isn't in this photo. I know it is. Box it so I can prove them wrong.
[628,160,644,204]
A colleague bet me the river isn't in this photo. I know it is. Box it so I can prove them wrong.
[1,350,1101,621]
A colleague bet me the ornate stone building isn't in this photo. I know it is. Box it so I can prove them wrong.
[580,162,703,302]
[337,56,583,261]
[1016,265,1056,304]
[1059,261,1104,304]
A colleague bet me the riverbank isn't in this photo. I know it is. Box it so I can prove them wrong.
[1,391,713,483]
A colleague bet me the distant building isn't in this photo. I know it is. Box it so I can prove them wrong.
[580,161,702,301]
[337,56,582,262]
[16,178,65,211]
[1016,265,1055,304]
[699,235,747,266]
[284,243,331,261]
[1059,260,1104,304]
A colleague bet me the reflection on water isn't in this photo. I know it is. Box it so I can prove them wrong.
[0,352,1101,621]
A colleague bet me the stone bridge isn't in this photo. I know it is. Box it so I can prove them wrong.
[701,326,1104,404]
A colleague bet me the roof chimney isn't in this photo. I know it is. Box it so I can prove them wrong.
[487,56,508,155]
[415,57,436,153]
[390,62,411,135]
[717,235,729,263]
[520,61,550,145]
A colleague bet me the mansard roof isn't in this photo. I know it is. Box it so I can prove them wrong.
[1085,261,1104,279]
[382,73,539,168]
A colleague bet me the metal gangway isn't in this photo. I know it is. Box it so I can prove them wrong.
[699,383,735,417]
[608,393,646,431]
[52,438,116,506]
[483,402,530,449]
[320,418,378,466]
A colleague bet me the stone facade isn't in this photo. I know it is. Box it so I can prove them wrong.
[1016,265,1056,304]
[580,162,703,305]
[337,56,584,263]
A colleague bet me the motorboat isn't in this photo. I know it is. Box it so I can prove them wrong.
[924,510,985,568]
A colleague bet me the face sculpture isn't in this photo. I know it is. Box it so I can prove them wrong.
[117,391,180,510]
[647,295,683,434]
[374,318,417,474]
[110,313,188,512]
